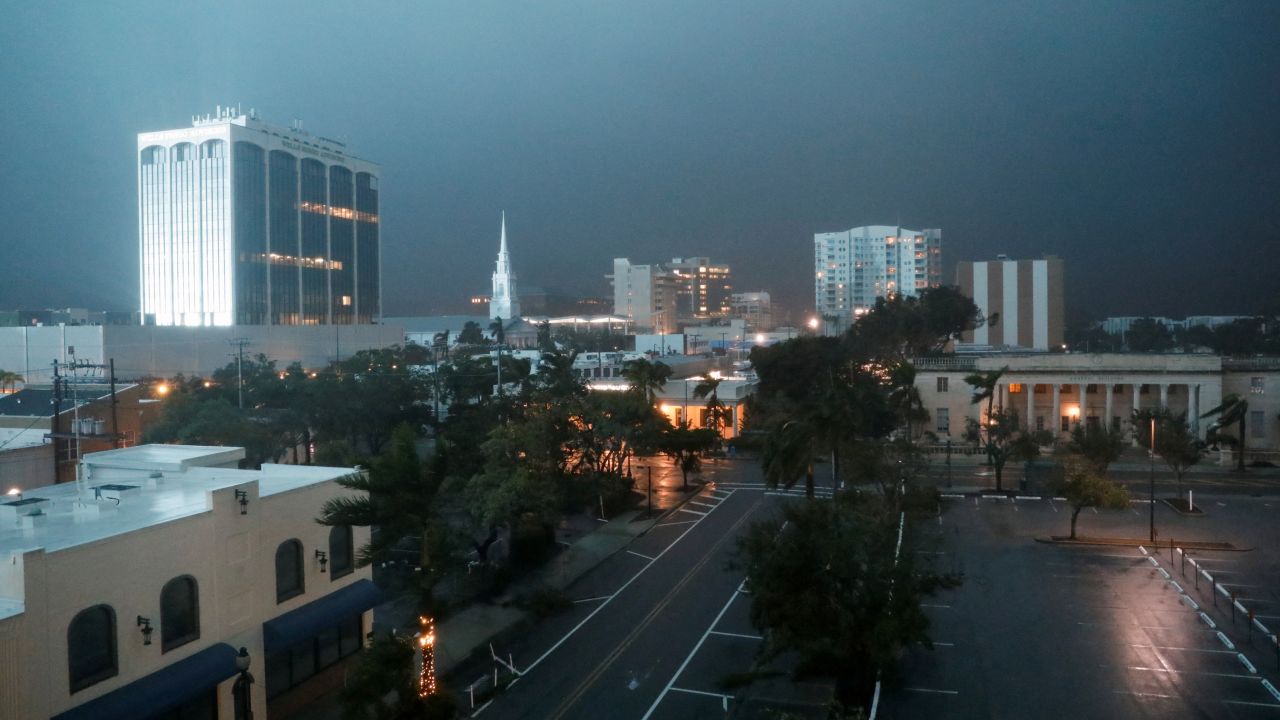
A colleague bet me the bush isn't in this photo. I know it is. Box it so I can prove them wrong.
[516,586,572,619]
[509,514,556,568]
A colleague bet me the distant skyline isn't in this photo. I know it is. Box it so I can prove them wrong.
[2,2,1278,322]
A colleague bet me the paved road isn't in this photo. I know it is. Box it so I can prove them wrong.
[451,461,797,720]
[881,493,1280,719]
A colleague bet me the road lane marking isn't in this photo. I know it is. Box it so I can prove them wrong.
[547,502,762,720]
[669,687,732,700]
[708,630,762,640]
[573,595,612,604]
[905,687,959,695]
[1121,665,1256,680]
[627,550,656,561]
[642,578,749,720]
[505,491,740,697]
[1224,700,1280,709]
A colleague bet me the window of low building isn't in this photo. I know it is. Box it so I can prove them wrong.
[68,605,117,693]
[160,575,200,652]
[276,539,305,603]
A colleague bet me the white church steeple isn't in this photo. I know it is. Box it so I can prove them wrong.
[490,212,520,320]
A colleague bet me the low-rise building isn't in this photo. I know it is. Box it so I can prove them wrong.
[911,353,1280,462]
[0,444,376,719]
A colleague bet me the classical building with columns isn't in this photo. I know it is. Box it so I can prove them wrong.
[912,354,1280,458]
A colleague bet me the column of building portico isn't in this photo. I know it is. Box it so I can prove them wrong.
[1159,383,1169,410]
[1131,383,1143,445]
[1052,385,1061,436]
[1026,383,1035,428]
[1103,383,1114,429]
[1076,383,1087,427]
[1189,384,1200,434]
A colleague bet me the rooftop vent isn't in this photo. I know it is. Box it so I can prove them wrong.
[94,484,140,493]
[2,497,47,508]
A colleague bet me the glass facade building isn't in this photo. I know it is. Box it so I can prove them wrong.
[139,109,381,326]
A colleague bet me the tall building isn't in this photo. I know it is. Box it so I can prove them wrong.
[956,255,1064,350]
[138,107,381,327]
[608,259,678,333]
[730,291,773,331]
[667,257,732,321]
[489,213,520,320]
[814,225,942,324]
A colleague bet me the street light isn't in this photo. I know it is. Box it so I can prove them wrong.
[233,647,254,720]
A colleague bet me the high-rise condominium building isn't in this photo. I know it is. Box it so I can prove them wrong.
[956,255,1064,350]
[138,107,381,327]
[608,259,678,334]
[814,225,942,324]
[667,257,732,320]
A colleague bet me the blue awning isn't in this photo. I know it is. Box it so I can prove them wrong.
[262,578,383,652]
[53,643,239,720]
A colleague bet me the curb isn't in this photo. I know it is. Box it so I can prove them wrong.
[1034,536,1250,551]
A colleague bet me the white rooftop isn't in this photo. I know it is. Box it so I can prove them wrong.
[0,445,356,621]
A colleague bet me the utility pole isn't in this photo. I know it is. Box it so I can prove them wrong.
[51,359,61,485]
[228,338,250,409]
[109,359,120,449]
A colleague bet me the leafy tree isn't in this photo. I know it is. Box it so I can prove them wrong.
[621,358,673,405]
[1067,422,1127,474]
[964,366,1006,466]
[886,361,929,441]
[659,422,719,490]
[1124,317,1174,352]
[978,409,1043,492]
[144,395,279,467]
[489,316,506,346]
[847,286,982,359]
[762,420,821,498]
[736,495,941,704]
[535,349,585,398]
[338,634,428,720]
[458,321,485,345]
[317,425,448,605]
[1052,460,1130,540]
[1133,408,1204,499]
[1201,394,1250,472]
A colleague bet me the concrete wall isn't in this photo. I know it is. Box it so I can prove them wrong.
[0,325,405,382]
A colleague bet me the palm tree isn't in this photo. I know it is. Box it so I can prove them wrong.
[692,376,731,435]
[965,366,1007,463]
[621,358,673,406]
[489,317,506,346]
[763,420,819,499]
[887,361,928,442]
[0,370,21,393]
[1201,394,1250,472]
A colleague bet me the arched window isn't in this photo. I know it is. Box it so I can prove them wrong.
[140,145,166,165]
[171,142,194,163]
[329,526,354,580]
[276,539,304,603]
[160,575,200,652]
[200,139,225,159]
[68,605,117,693]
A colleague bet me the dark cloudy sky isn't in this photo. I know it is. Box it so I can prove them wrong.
[2,1,1278,322]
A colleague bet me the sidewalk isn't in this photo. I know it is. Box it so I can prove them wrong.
[434,507,660,674]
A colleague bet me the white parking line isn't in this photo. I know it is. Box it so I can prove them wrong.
[678,508,708,516]
[905,687,959,695]
[708,630,763,640]
[669,687,732,700]
[572,595,611,604]
[503,490,738,686]
[687,501,718,509]
[627,550,656,561]
[642,579,747,720]
[654,520,698,527]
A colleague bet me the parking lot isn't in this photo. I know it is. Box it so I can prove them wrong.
[879,493,1280,719]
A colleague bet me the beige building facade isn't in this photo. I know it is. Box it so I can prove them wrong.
[0,444,374,720]
[912,354,1280,458]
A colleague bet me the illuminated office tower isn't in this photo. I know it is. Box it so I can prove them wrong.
[138,107,381,326]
